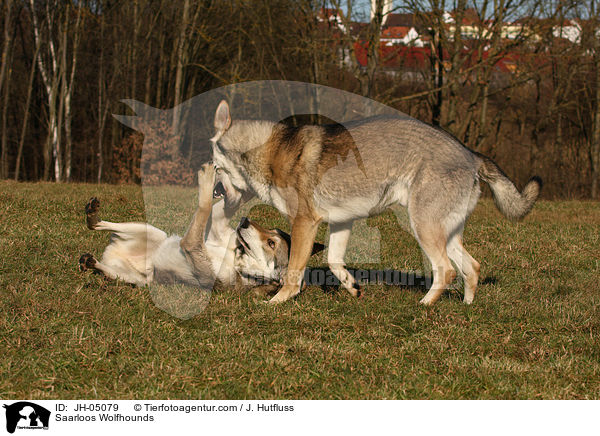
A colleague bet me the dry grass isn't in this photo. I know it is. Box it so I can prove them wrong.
[1,181,599,399]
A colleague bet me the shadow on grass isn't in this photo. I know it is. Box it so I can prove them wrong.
[306,267,429,293]
[306,267,497,297]
[481,276,498,285]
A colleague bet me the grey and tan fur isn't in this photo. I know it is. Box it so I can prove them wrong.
[79,164,322,296]
[211,101,542,305]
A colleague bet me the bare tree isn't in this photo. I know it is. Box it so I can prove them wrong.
[330,0,394,108]
[172,0,191,131]
[29,0,61,181]
[62,3,83,181]
[15,38,41,181]
[0,0,14,179]
[0,0,594,197]
[588,1,600,199]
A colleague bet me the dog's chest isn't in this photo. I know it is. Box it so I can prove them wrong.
[250,180,290,215]
[205,241,237,284]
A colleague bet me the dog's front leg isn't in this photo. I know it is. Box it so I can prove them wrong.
[180,164,215,271]
[269,213,321,303]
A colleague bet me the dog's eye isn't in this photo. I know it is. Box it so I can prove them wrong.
[267,239,276,249]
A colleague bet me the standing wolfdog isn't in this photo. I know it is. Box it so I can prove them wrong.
[211,101,541,305]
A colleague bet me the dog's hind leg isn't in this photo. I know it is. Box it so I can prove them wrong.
[84,197,167,244]
[447,235,480,304]
[78,253,149,285]
[412,222,456,306]
[95,222,167,245]
[328,222,361,297]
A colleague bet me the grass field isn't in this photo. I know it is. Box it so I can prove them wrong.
[1,181,599,399]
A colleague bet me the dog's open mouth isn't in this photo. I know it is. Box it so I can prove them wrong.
[213,181,226,198]
[236,228,250,252]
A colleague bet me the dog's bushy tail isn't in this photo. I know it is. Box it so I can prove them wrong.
[477,156,542,221]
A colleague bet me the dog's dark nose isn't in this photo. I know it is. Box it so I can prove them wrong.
[213,181,226,198]
[239,216,250,229]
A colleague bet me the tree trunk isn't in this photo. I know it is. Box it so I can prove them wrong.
[0,45,12,180]
[97,12,106,184]
[444,0,466,131]
[29,0,61,181]
[130,0,140,99]
[0,0,12,93]
[430,26,443,126]
[592,50,600,199]
[363,0,384,102]
[56,21,68,182]
[63,4,82,182]
[173,0,191,131]
[156,30,166,108]
[0,0,13,179]
[15,39,41,181]
[54,61,64,182]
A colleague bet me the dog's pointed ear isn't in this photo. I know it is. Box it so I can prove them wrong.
[214,100,232,133]
[311,242,325,256]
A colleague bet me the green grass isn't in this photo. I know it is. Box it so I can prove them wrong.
[1,181,599,399]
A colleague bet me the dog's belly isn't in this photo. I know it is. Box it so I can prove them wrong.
[313,180,409,224]
[314,197,378,223]
[152,236,199,286]
[205,242,237,285]
[102,244,154,277]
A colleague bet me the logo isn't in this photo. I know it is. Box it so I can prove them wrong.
[3,402,50,434]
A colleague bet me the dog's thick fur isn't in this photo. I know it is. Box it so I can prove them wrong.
[211,101,542,305]
[79,164,322,295]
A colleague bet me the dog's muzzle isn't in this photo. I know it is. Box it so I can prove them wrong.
[213,181,226,198]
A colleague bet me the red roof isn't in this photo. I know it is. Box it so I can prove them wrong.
[354,43,432,69]
[384,13,418,27]
[353,41,536,74]
[382,26,411,39]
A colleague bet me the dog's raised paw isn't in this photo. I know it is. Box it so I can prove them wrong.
[85,197,100,229]
[198,163,215,184]
[79,253,96,272]
[86,197,100,214]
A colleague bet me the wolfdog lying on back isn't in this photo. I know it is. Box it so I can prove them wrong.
[79,163,323,294]
[210,101,542,305]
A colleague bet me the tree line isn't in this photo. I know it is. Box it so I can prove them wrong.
[1,0,599,199]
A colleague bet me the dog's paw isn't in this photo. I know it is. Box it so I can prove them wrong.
[85,197,100,229]
[267,287,299,304]
[419,294,437,306]
[85,197,100,214]
[198,163,216,186]
[353,283,363,299]
[79,253,96,272]
[267,294,286,304]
